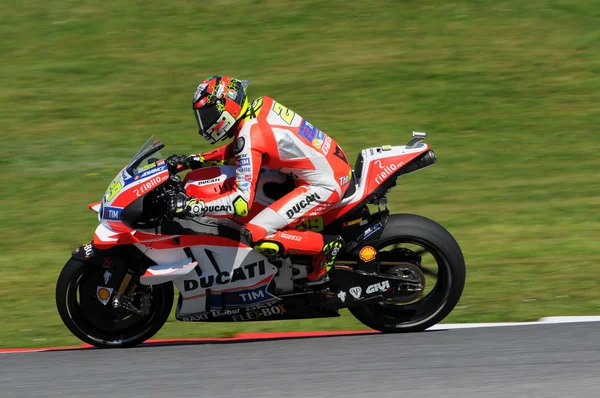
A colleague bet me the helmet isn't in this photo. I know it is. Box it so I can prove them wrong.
[192,76,249,144]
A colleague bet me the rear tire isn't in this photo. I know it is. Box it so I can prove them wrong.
[56,258,173,348]
[350,213,465,332]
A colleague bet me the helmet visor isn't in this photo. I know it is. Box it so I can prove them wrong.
[194,104,221,134]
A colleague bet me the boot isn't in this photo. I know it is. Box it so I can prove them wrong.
[307,235,345,282]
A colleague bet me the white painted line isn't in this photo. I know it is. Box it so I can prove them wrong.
[539,316,600,323]
[429,316,600,330]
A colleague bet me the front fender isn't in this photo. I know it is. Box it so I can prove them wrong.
[71,241,103,264]
[71,240,137,268]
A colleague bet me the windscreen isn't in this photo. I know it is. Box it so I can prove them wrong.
[126,136,165,176]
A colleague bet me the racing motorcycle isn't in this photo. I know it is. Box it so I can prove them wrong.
[56,132,466,348]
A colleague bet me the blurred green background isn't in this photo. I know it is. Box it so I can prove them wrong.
[1,0,599,348]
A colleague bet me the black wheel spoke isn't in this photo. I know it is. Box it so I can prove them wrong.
[413,248,429,256]
[420,266,438,277]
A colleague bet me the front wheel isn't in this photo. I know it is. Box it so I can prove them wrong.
[56,258,173,348]
[350,213,466,332]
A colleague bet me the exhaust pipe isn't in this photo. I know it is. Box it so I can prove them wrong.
[397,150,437,176]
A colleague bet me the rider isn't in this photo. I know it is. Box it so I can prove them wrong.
[167,76,351,282]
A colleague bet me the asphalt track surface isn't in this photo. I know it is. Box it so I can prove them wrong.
[2,322,599,398]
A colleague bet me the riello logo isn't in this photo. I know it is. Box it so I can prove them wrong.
[374,163,398,184]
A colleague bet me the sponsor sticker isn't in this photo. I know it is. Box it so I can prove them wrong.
[298,120,316,141]
[333,145,349,164]
[232,303,287,321]
[194,175,226,186]
[102,206,122,221]
[208,282,278,309]
[103,270,112,284]
[280,232,302,242]
[183,260,268,291]
[194,83,208,101]
[285,192,322,219]
[359,246,377,262]
[205,204,232,213]
[322,136,332,155]
[374,162,398,185]
[133,175,164,196]
[366,280,390,294]
[349,286,362,299]
[83,242,94,258]
[343,218,363,227]
[362,222,383,240]
[238,181,251,191]
[139,164,168,179]
[312,130,325,149]
[96,287,114,305]
[237,157,250,166]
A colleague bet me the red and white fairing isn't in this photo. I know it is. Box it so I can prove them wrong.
[323,137,432,223]
[87,133,435,319]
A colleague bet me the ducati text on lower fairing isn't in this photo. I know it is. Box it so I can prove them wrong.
[183,260,267,291]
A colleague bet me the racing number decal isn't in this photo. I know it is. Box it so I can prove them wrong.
[296,216,324,232]
[105,178,122,201]
[272,102,295,125]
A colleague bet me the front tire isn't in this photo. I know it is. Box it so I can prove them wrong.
[350,213,466,332]
[56,258,173,348]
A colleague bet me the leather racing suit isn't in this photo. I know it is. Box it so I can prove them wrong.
[191,96,351,257]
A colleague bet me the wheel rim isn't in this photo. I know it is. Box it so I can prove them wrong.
[64,267,163,346]
[367,236,453,328]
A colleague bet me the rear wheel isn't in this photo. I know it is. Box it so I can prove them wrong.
[349,214,465,332]
[56,258,173,348]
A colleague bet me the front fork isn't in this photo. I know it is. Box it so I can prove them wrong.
[111,266,152,315]
[71,242,151,315]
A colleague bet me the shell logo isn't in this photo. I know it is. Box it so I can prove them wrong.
[359,246,377,262]
[97,288,111,300]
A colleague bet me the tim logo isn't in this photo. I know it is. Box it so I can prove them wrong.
[207,282,277,308]
[102,206,122,221]
[240,290,265,302]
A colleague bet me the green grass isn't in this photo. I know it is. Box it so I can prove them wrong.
[1,0,599,348]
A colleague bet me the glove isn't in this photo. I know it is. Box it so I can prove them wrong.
[165,154,191,174]
[187,155,205,170]
[167,192,205,218]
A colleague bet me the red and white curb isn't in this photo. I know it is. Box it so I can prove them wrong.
[2,316,599,354]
